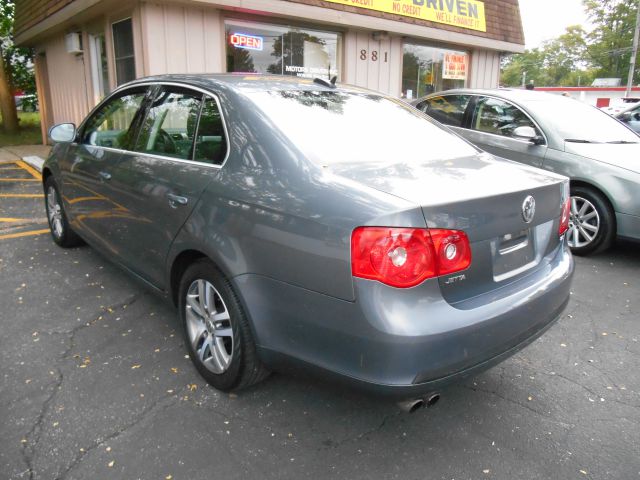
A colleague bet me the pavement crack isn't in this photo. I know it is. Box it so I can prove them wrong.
[18,293,142,480]
[463,385,574,429]
[20,367,64,480]
[56,391,181,480]
[324,410,403,450]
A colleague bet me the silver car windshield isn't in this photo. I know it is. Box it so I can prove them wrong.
[248,90,479,165]
[525,99,639,144]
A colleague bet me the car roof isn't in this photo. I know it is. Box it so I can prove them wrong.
[417,88,564,105]
[120,73,367,95]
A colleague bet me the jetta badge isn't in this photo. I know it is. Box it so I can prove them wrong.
[522,195,536,223]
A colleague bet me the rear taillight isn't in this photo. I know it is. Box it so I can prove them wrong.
[559,197,570,236]
[351,227,471,288]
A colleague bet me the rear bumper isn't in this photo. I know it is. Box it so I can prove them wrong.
[235,242,574,399]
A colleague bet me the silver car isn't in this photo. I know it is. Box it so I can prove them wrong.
[413,89,640,255]
[44,75,573,408]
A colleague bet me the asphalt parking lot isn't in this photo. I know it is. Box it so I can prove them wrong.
[1,162,639,480]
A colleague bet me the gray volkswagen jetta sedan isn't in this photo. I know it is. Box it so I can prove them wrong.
[412,89,640,255]
[44,75,574,406]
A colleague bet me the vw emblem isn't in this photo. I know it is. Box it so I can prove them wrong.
[522,195,536,223]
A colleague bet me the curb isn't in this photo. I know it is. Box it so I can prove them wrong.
[21,155,45,173]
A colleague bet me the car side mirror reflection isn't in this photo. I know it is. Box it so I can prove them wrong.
[49,123,76,143]
[512,126,544,145]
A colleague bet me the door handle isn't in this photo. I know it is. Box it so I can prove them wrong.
[98,171,111,181]
[167,193,188,207]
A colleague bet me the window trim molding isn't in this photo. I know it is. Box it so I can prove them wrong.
[74,81,231,170]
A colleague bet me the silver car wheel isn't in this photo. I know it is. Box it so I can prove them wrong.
[46,186,64,239]
[185,279,234,374]
[567,195,600,249]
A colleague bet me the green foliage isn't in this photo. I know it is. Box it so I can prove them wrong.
[0,0,35,95]
[584,0,639,84]
[501,1,638,87]
[0,111,41,145]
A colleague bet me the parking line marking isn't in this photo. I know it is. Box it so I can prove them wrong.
[0,217,27,222]
[0,178,40,182]
[0,229,49,240]
[0,194,44,198]
[16,160,43,180]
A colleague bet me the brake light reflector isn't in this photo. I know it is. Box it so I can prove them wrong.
[559,197,570,236]
[351,227,471,288]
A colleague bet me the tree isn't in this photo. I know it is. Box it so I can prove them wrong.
[584,0,639,84]
[0,0,35,134]
[501,25,597,87]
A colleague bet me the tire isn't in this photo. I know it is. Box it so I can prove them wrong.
[44,177,84,248]
[567,186,615,256]
[178,259,270,391]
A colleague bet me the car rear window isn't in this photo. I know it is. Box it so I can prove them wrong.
[247,90,479,166]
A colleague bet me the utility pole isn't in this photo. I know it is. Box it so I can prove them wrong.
[626,1,640,97]
[522,71,526,88]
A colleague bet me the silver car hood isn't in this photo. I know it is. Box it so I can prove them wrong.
[327,153,565,206]
[564,142,640,174]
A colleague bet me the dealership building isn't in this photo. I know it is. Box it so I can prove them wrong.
[15,0,525,141]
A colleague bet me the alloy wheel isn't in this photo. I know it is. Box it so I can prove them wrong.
[46,186,64,239]
[567,195,600,249]
[185,279,234,374]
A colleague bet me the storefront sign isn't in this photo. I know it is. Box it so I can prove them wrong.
[442,52,467,80]
[324,0,486,32]
[229,33,264,51]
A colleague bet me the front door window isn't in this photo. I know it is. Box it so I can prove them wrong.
[81,88,147,149]
[471,97,539,138]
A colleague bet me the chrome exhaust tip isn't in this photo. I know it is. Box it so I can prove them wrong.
[397,393,440,413]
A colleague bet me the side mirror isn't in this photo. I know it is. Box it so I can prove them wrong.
[619,112,632,122]
[513,125,544,145]
[49,123,76,143]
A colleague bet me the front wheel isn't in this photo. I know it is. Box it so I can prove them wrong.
[44,177,84,248]
[178,259,270,391]
[567,186,615,256]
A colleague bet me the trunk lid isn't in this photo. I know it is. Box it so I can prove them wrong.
[328,153,569,304]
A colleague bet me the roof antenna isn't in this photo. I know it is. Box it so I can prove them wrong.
[313,77,337,89]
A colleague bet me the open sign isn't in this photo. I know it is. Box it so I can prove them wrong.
[229,33,263,51]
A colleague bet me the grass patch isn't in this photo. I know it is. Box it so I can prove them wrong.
[0,111,43,146]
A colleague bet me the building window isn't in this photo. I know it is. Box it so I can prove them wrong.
[112,18,135,85]
[402,43,468,100]
[225,19,341,80]
[89,33,110,102]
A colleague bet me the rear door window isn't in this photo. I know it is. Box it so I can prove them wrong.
[134,87,203,160]
[81,87,148,149]
[471,97,540,139]
[194,96,227,165]
[417,95,470,127]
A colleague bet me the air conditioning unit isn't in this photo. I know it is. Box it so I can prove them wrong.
[65,32,83,54]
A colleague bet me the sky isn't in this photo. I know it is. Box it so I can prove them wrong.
[519,0,592,49]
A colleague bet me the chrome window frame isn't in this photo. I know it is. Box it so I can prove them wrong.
[75,81,231,170]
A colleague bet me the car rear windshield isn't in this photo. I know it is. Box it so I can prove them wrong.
[525,99,639,144]
[247,90,479,165]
